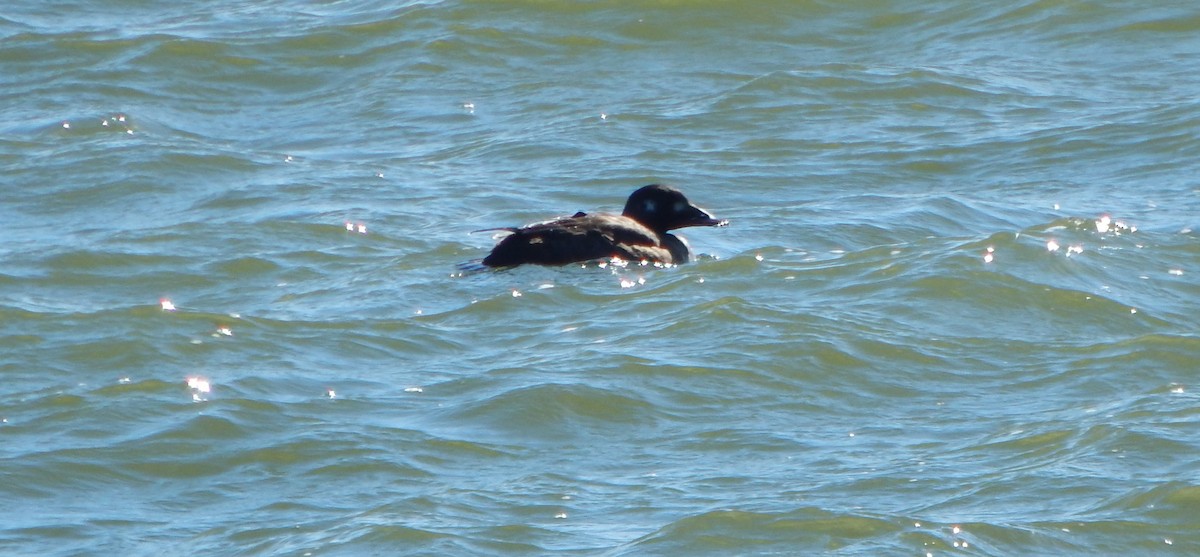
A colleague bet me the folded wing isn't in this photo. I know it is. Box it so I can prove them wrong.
[481,214,675,267]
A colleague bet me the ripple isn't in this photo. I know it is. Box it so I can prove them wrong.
[435,382,657,442]
[619,508,902,555]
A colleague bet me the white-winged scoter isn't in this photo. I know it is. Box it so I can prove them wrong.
[480,184,727,268]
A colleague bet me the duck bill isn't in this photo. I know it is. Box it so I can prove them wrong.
[680,205,729,228]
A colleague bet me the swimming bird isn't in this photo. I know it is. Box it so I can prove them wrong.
[479,184,727,268]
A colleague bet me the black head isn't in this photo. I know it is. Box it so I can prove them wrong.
[621,184,725,233]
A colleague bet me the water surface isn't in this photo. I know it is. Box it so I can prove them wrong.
[2,1,1199,555]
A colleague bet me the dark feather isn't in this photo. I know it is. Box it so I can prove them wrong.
[479,185,724,268]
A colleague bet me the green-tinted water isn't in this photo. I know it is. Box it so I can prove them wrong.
[2,1,1199,554]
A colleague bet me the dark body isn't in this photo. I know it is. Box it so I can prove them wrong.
[481,184,725,268]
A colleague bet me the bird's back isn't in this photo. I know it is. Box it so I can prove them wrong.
[481,213,682,267]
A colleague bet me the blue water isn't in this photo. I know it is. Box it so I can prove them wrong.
[2,1,1199,555]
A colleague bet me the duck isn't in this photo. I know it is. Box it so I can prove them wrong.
[480,184,727,268]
